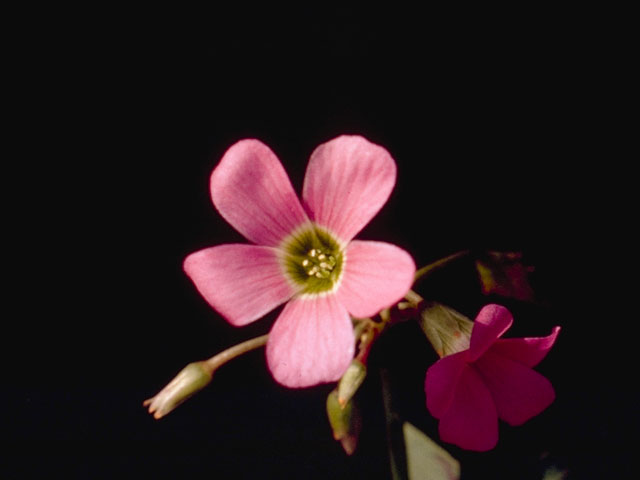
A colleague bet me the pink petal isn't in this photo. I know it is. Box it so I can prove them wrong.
[490,326,561,367]
[425,351,469,419]
[474,351,556,426]
[266,294,355,388]
[438,365,499,451]
[210,139,310,246]
[183,244,296,326]
[335,240,416,318]
[302,135,396,244]
[468,304,513,362]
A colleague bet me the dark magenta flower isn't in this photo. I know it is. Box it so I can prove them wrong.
[184,136,415,388]
[425,304,560,451]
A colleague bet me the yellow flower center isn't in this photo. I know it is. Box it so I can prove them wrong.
[281,226,344,294]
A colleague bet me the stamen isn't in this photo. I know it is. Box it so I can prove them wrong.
[283,227,343,293]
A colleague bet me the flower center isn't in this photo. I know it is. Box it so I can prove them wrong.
[302,249,337,279]
[281,226,344,294]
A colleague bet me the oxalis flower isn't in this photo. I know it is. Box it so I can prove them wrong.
[184,135,415,388]
[425,304,560,451]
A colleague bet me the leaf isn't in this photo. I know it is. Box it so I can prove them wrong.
[542,466,568,480]
[475,251,535,301]
[403,422,460,480]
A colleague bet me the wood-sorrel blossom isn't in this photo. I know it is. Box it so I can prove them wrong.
[425,304,560,451]
[184,136,415,388]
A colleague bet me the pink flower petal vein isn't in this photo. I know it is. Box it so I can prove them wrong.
[184,135,415,388]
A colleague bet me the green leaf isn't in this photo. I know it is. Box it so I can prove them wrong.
[403,422,460,480]
[542,466,568,480]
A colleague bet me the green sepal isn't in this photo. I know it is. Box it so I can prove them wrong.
[418,302,473,357]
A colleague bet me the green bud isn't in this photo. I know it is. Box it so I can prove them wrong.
[418,302,473,357]
[337,360,367,407]
[143,361,213,419]
[326,389,352,440]
[326,389,362,455]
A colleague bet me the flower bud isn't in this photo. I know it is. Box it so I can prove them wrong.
[326,389,362,455]
[143,361,213,419]
[326,389,351,440]
[337,360,366,406]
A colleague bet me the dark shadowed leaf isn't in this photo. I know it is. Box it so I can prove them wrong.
[475,251,535,301]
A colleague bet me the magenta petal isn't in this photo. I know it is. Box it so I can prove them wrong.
[468,304,513,362]
[425,351,468,419]
[302,135,396,244]
[335,240,415,318]
[438,365,499,451]
[211,139,309,246]
[475,351,555,426]
[491,326,561,367]
[266,295,354,388]
[183,244,296,326]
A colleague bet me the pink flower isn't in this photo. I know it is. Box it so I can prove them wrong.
[184,135,415,388]
[425,304,560,451]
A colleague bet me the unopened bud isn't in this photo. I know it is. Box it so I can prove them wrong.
[327,389,351,440]
[326,389,362,455]
[418,302,473,357]
[337,360,366,406]
[339,433,358,456]
[143,361,213,419]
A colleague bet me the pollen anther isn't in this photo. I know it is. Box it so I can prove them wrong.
[300,246,338,279]
[283,227,343,294]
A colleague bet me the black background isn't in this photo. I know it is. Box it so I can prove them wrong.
[6,6,633,479]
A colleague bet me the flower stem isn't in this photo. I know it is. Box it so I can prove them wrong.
[403,289,423,307]
[380,368,407,480]
[203,334,269,374]
[143,334,269,419]
[413,249,470,283]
